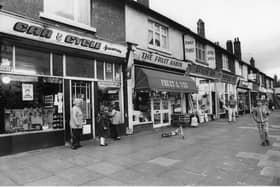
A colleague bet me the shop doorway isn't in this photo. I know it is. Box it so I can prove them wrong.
[211,92,216,116]
[151,98,171,128]
[71,80,93,140]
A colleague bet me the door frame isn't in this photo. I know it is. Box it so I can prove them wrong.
[69,79,95,140]
[151,98,171,128]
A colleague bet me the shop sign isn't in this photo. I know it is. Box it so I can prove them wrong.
[238,80,251,89]
[22,83,34,101]
[186,64,220,79]
[184,35,196,62]
[220,72,238,85]
[0,13,126,58]
[160,79,189,89]
[206,45,216,68]
[98,81,121,88]
[134,49,189,70]
[248,73,257,81]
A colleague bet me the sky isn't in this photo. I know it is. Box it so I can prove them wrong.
[150,0,280,78]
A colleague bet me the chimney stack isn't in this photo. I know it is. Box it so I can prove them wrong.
[226,40,233,53]
[134,0,150,8]
[250,57,255,67]
[197,19,205,38]
[215,41,220,46]
[234,37,242,60]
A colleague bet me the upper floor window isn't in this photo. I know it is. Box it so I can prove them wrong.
[148,20,169,50]
[43,0,91,27]
[222,55,230,71]
[196,42,206,62]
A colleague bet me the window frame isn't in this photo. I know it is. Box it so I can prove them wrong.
[148,20,169,51]
[195,42,206,63]
[222,54,230,71]
[40,0,96,33]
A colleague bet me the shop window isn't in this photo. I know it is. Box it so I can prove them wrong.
[42,0,91,26]
[53,53,63,76]
[15,46,50,75]
[66,55,94,78]
[105,63,113,80]
[196,42,206,62]
[96,61,104,80]
[148,20,169,50]
[0,75,64,135]
[0,43,13,72]
[133,92,151,123]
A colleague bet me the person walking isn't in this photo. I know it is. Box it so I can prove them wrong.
[227,95,237,123]
[70,98,83,150]
[251,98,271,146]
[109,104,122,140]
[97,108,110,146]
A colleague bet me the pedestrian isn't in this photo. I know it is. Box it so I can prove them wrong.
[70,98,83,150]
[97,107,110,146]
[251,98,271,146]
[108,104,122,140]
[227,95,237,123]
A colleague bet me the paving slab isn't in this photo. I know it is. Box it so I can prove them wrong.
[261,167,280,178]
[56,166,103,185]
[24,175,71,186]
[148,157,181,167]
[86,162,124,175]
[236,152,266,160]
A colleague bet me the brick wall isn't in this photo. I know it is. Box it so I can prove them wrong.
[0,0,43,19]
[92,0,126,43]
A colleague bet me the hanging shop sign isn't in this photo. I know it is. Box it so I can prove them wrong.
[134,49,189,71]
[186,64,220,79]
[238,80,252,89]
[206,45,216,68]
[184,35,196,63]
[248,74,257,81]
[0,12,126,58]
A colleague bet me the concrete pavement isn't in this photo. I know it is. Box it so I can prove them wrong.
[0,111,280,186]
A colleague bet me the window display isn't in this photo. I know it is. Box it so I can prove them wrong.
[0,75,64,134]
[133,91,151,123]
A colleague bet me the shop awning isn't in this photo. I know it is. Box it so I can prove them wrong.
[135,68,197,93]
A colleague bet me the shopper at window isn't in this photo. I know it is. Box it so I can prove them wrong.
[70,98,83,150]
[97,107,110,146]
[227,95,237,123]
[109,104,122,140]
[251,98,271,146]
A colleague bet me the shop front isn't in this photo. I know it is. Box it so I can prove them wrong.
[0,12,126,156]
[127,48,197,130]
[216,71,238,118]
[237,80,252,115]
[186,64,220,121]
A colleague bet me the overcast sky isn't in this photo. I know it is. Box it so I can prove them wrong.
[150,0,280,78]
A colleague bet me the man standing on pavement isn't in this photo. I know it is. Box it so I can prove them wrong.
[251,97,271,146]
[227,95,237,123]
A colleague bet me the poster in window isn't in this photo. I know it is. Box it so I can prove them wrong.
[22,84,34,101]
